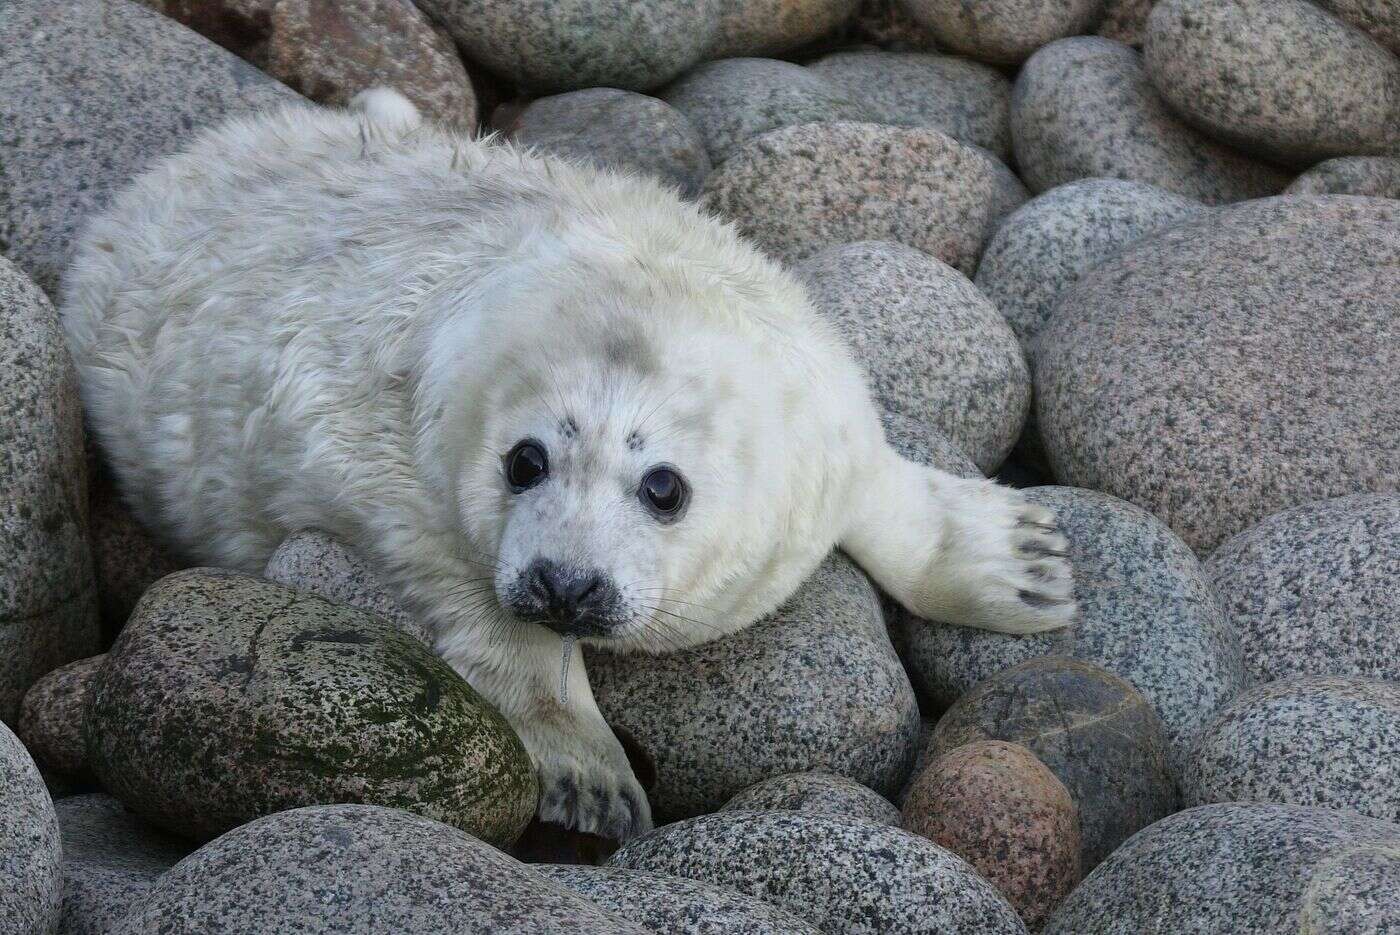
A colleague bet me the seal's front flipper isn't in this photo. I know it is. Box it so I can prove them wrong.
[840,448,1076,634]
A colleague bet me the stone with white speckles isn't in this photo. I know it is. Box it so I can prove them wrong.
[587,553,919,823]
[1,720,62,935]
[536,864,823,935]
[1205,494,1400,684]
[110,804,648,933]
[609,810,1028,935]
[720,772,900,824]
[88,569,537,847]
[797,241,1029,474]
[1042,804,1400,935]
[1184,676,1400,822]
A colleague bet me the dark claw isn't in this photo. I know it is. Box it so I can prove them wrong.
[1019,589,1072,608]
[1017,517,1060,532]
[1018,541,1069,558]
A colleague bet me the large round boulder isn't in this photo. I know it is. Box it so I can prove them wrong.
[0,257,99,727]
[1205,494,1400,684]
[795,241,1030,473]
[87,569,537,846]
[704,121,1026,271]
[587,554,919,822]
[1184,676,1400,822]
[0,0,296,296]
[1011,37,1289,204]
[1035,196,1400,554]
[1144,0,1400,168]
[1042,804,1400,934]
[109,804,648,933]
[1,720,63,935]
[609,811,1029,935]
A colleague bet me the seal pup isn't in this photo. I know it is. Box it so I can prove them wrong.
[61,89,1074,840]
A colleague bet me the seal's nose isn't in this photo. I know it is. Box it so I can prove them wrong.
[525,558,614,635]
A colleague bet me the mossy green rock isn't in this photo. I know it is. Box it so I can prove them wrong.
[86,569,536,847]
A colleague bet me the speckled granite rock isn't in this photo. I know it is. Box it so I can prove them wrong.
[720,772,900,824]
[587,554,919,822]
[1316,0,1400,54]
[796,241,1029,473]
[87,463,182,638]
[1,719,62,935]
[850,0,940,49]
[898,0,1105,65]
[1144,0,1400,168]
[609,811,1028,935]
[0,0,296,296]
[110,804,647,934]
[928,657,1177,869]
[536,865,824,935]
[1011,37,1290,204]
[263,0,476,128]
[903,740,1079,929]
[1205,495,1400,684]
[0,258,99,727]
[263,529,429,644]
[1184,676,1400,822]
[18,656,101,779]
[415,0,720,93]
[659,58,869,166]
[807,50,1012,158]
[88,569,537,846]
[711,0,861,57]
[1287,156,1400,198]
[1097,0,1153,44]
[495,89,711,198]
[1035,197,1400,554]
[1042,804,1400,935]
[54,794,190,935]
[975,179,1206,352]
[879,412,982,479]
[894,487,1244,779]
[704,121,1026,270]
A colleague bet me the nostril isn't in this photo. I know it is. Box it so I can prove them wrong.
[528,561,557,605]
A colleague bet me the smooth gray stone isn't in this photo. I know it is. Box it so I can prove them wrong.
[0,720,63,935]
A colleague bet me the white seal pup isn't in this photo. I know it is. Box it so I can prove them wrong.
[61,89,1075,840]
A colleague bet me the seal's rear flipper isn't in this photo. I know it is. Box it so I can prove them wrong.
[840,447,1077,635]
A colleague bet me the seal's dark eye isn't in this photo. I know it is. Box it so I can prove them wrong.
[505,440,548,491]
[641,466,687,519]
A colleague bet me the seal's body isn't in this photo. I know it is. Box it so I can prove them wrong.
[62,91,1074,839]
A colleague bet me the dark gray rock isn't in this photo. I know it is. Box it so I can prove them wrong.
[609,811,1028,935]
[1035,197,1400,554]
[1042,804,1400,935]
[704,121,1026,271]
[897,0,1103,65]
[263,529,430,644]
[587,553,919,823]
[796,241,1029,473]
[536,865,823,934]
[0,719,62,935]
[496,89,711,198]
[0,257,99,727]
[711,0,862,57]
[53,794,190,935]
[720,772,900,824]
[415,0,720,93]
[1286,156,1400,199]
[1205,494,1400,684]
[928,657,1177,870]
[1011,37,1290,204]
[659,58,869,166]
[18,655,101,779]
[110,804,648,933]
[0,0,296,296]
[807,50,1013,158]
[88,569,537,847]
[1184,676,1400,822]
[1144,0,1400,168]
[895,486,1244,779]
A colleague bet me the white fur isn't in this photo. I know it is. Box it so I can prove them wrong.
[61,91,1074,839]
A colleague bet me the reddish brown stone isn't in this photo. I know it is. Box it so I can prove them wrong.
[17,655,103,779]
[902,740,1080,929]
